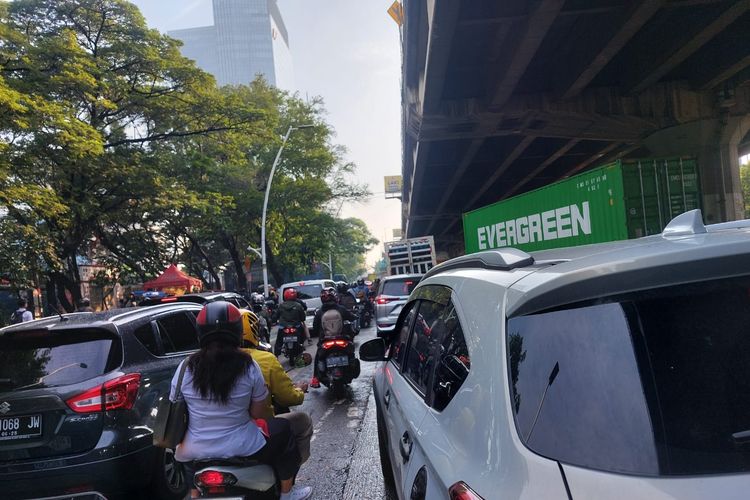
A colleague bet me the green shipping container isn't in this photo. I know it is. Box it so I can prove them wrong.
[462,158,701,254]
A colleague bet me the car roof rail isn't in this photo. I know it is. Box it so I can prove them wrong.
[423,248,534,280]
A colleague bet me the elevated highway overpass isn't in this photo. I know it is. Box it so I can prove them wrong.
[401,0,750,257]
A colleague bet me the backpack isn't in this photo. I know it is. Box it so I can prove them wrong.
[321,307,343,338]
[10,309,25,325]
[279,301,304,323]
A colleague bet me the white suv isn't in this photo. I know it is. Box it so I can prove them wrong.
[360,210,750,500]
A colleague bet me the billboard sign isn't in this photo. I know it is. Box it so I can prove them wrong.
[384,175,403,199]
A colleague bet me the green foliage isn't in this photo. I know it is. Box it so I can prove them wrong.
[0,0,376,308]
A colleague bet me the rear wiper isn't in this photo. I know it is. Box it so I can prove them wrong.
[16,363,88,390]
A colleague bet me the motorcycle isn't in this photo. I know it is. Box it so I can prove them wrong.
[355,299,371,329]
[265,299,279,327]
[317,321,360,391]
[190,458,279,499]
[279,322,305,366]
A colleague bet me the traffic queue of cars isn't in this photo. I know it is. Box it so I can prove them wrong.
[361,210,750,500]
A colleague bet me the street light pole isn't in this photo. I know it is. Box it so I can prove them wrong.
[260,124,314,298]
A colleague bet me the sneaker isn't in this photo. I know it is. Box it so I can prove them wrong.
[281,485,312,500]
[309,377,320,388]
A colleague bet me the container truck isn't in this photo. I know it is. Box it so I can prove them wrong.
[463,157,701,254]
[385,236,437,275]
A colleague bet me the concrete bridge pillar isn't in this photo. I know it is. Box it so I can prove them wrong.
[643,116,750,224]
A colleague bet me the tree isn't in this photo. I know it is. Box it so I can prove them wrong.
[0,0,266,309]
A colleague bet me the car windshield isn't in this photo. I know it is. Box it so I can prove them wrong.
[0,330,119,391]
[287,285,323,300]
[507,275,750,476]
[382,278,421,297]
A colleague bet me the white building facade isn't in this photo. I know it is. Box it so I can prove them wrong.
[169,0,294,90]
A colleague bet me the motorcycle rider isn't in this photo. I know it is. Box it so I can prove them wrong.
[337,282,356,313]
[250,292,271,342]
[275,288,310,355]
[309,287,357,388]
[353,279,373,317]
[240,309,313,464]
[172,301,312,500]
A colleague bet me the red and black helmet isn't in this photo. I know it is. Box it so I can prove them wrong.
[320,286,337,304]
[283,288,298,301]
[195,301,244,348]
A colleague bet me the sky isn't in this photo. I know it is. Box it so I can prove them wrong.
[130,0,403,268]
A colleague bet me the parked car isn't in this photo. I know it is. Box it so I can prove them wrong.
[0,302,204,500]
[360,210,750,500]
[140,291,251,310]
[374,274,422,337]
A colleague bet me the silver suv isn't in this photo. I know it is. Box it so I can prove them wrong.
[375,274,422,337]
[360,210,750,500]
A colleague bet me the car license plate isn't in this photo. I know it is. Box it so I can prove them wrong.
[0,414,42,441]
[326,355,349,368]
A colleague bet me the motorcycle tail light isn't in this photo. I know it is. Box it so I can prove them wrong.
[449,482,484,500]
[66,374,141,413]
[284,327,294,334]
[376,296,393,305]
[322,339,349,349]
[195,470,237,487]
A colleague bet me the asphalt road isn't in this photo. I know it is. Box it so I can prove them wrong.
[270,325,396,500]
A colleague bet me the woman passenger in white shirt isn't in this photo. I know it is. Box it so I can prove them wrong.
[171,301,312,500]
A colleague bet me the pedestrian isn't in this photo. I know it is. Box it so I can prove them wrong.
[10,299,33,324]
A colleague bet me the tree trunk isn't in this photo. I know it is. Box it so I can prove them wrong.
[221,232,247,292]
[186,234,221,289]
[265,242,284,287]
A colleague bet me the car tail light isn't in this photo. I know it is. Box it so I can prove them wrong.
[376,296,394,305]
[66,374,141,413]
[449,482,484,500]
[322,339,349,349]
[195,470,237,487]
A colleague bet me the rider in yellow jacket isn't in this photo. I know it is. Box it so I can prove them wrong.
[240,309,312,463]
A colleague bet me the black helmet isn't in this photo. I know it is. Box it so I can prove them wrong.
[196,301,243,347]
[357,278,365,286]
[320,286,337,304]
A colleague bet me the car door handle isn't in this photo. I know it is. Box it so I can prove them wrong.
[399,431,412,462]
[383,390,391,408]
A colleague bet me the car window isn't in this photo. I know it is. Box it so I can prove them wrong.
[287,284,323,300]
[154,312,199,354]
[403,299,446,395]
[133,322,160,355]
[429,302,470,411]
[236,297,250,308]
[507,275,750,476]
[390,301,417,369]
[0,329,121,391]
[382,277,421,297]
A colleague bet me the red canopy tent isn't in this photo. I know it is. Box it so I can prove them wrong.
[143,264,202,293]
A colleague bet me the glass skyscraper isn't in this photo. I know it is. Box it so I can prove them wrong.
[168,0,294,90]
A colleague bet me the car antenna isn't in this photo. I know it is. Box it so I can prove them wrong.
[56,303,69,322]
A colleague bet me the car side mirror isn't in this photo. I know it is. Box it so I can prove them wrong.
[359,338,387,361]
